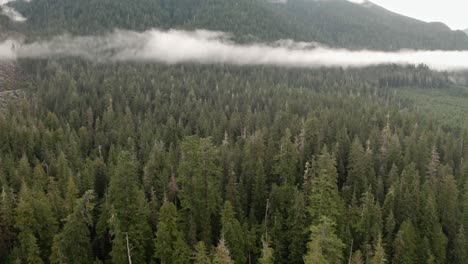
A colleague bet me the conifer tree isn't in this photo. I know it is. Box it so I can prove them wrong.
[12,230,44,264]
[64,175,78,215]
[212,239,234,264]
[50,190,95,264]
[303,240,327,264]
[108,151,151,264]
[178,137,221,244]
[220,201,246,264]
[154,202,190,264]
[0,186,15,262]
[393,220,418,264]
[304,216,345,264]
[452,226,467,264]
[359,192,382,250]
[258,239,274,264]
[194,241,211,264]
[287,191,307,264]
[395,163,420,223]
[369,234,386,264]
[273,129,300,185]
[437,168,459,241]
[350,250,364,264]
[308,146,343,224]
[15,182,57,262]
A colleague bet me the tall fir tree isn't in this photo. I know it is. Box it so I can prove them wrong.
[108,151,151,264]
[307,146,343,224]
[212,239,234,264]
[304,216,345,264]
[194,241,211,264]
[220,201,246,264]
[0,186,16,262]
[50,190,95,264]
[258,239,274,264]
[178,137,221,244]
[154,202,190,264]
[392,220,418,264]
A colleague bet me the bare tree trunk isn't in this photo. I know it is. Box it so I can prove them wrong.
[125,232,132,264]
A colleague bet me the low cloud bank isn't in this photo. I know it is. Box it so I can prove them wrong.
[1,29,468,71]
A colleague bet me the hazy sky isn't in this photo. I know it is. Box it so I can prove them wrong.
[363,0,468,30]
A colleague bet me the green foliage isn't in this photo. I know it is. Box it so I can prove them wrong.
[50,190,95,264]
[178,136,221,244]
[108,151,151,263]
[212,239,234,264]
[220,202,246,264]
[304,216,345,264]
[307,147,343,224]
[11,0,468,50]
[194,241,211,264]
[154,202,190,264]
[0,58,468,263]
[258,239,274,264]
[393,220,419,264]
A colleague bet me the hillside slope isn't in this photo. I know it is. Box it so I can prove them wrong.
[9,0,468,50]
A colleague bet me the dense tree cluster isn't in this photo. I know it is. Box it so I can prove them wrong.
[0,59,467,263]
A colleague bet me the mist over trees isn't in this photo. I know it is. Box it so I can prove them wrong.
[0,0,468,263]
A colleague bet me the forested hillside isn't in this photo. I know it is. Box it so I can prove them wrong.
[0,0,468,263]
[9,0,468,50]
[0,60,466,263]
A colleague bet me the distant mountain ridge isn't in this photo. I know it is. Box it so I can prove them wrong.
[6,0,468,51]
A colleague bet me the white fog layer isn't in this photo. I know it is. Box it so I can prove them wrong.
[1,29,468,70]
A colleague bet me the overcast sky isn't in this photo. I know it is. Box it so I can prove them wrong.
[363,0,467,30]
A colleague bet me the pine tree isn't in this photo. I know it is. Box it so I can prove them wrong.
[194,241,211,264]
[108,151,151,264]
[258,239,274,264]
[369,234,385,264]
[392,220,418,264]
[54,152,72,195]
[358,192,382,254]
[109,217,128,264]
[225,169,242,218]
[395,163,420,223]
[426,146,440,184]
[32,164,48,192]
[15,182,57,262]
[0,186,15,262]
[212,239,234,264]
[220,201,246,264]
[64,175,78,215]
[273,129,300,185]
[143,141,170,204]
[304,216,345,264]
[154,202,190,264]
[419,183,447,264]
[350,250,364,264]
[12,230,44,264]
[287,191,307,264]
[178,137,221,244]
[308,146,343,224]
[50,190,95,264]
[346,138,369,199]
[303,240,327,264]
[437,168,459,241]
[452,226,467,264]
